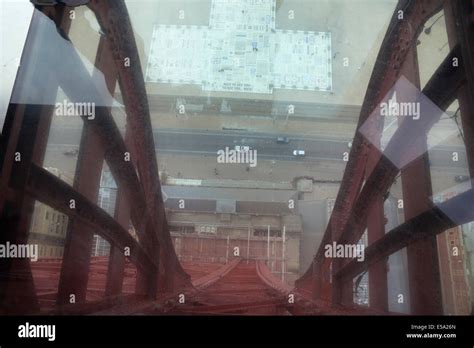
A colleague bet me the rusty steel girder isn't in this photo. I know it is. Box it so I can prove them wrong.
[335,188,474,283]
[336,45,463,249]
[449,0,474,178]
[48,28,150,246]
[296,0,446,289]
[26,164,158,276]
[25,7,151,245]
[37,8,183,292]
[324,0,445,240]
[93,35,126,298]
[25,15,163,296]
[56,30,117,305]
[329,44,464,308]
[86,0,189,288]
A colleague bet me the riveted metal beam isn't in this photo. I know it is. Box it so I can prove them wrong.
[297,1,446,296]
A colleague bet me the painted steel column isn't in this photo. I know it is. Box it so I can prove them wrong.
[445,1,474,179]
[120,119,158,299]
[57,31,115,306]
[247,226,251,263]
[87,1,188,293]
[56,122,105,305]
[312,253,333,302]
[226,235,229,263]
[367,149,388,311]
[400,43,443,315]
[281,225,286,282]
[105,183,128,296]
[89,35,126,298]
[311,261,321,300]
[267,225,270,266]
[300,0,444,304]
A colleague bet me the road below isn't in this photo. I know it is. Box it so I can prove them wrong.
[47,126,469,168]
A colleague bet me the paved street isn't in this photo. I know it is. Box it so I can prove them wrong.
[47,126,468,168]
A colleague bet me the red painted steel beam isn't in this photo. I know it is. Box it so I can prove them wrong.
[48,25,149,244]
[297,0,445,292]
[327,0,444,240]
[256,260,292,295]
[92,35,128,298]
[447,1,474,178]
[192,258,241,290]
[355,104,387,310]
[57,32,117,305]
[33,11,157,261]
[335,189,474,284]
[331,46,463,309]
[307,43,463,304]
[176,298,287,314]
[25,164,158,277]
[334,45,463,249]
[366,151,388,311]
[121,126,159,297]
[106,178,129,297]
[40,17,163,298]
[398,42,442,315]
[87,0,190,290]
[56,121,104,305]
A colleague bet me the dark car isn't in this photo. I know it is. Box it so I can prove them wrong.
[454,175,470,183]
[276,136,290,144]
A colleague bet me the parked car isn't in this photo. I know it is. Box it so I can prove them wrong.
[293,149,305,157]
[276,136,290,144]
[454,175,470,183]
[63,149,79,157]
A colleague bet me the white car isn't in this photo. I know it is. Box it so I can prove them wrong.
[293,150,305,156]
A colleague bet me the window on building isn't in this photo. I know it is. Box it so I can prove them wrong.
[254,229,281,237]
[170,225,195,234]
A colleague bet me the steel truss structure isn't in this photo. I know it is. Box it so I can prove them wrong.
[0,0,473,315]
